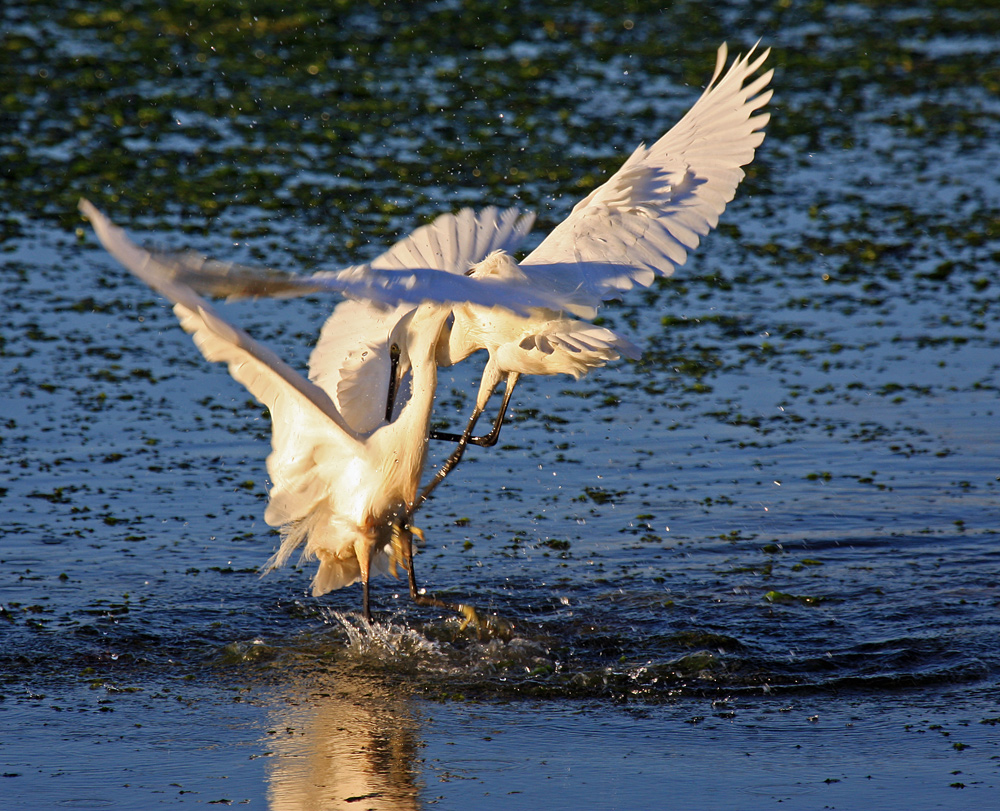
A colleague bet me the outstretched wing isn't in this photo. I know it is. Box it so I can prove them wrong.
[80,198,366,525]
[80,199,357,439]
[519,43,772,316]
[79,201,559,314]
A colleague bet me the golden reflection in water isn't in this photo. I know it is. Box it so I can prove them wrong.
[265,674,422,810]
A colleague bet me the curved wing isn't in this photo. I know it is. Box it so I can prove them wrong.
[308,298,415,436]
[529,323,642,361]
[519,43,772,315]
[370,206,535,272]
[171,298,364,528]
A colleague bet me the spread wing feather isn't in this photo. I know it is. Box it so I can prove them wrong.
[368,206,535,273]
[519,43,773,316]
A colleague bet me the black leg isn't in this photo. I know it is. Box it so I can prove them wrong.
[418,372,520,510]
[362,577,371,622]
[466,371,519,448]
[415,407,482,510]
[401,524,479,627]
[428,428,467,442]
[385,343,401,422]
[403,527,421,599]
[428,371,520,448]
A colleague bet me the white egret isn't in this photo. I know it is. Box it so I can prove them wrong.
[80,41,772,618]
[153,204,641,499]
[357,213,643,502]
[309,206,642,497]
[80,200,545,621]
[145,43,772,497]
[436,42,774,407]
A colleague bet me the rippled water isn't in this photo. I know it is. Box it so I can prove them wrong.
[2,1,999,808]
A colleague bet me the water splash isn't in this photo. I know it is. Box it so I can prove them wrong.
[327,610,445,669]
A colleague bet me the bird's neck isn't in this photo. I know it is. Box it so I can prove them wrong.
[378,307,449,499]
[401,306,449,419]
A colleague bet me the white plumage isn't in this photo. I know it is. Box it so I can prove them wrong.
[83,200,454,610]
[79,43,772,618]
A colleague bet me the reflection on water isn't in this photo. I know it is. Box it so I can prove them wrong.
[265,672,420,811]
[3,0,1000,806]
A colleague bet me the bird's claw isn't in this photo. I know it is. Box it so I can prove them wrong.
[389,521,425,579]
[456,603,480,633]
[388,523,403,579]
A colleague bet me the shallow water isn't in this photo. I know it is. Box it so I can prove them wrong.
[2,0,999,808]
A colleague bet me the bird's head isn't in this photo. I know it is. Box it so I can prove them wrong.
[467,250,527,282]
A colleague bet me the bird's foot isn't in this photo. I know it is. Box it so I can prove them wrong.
[454,603,514,641]
[388,523,424,579]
